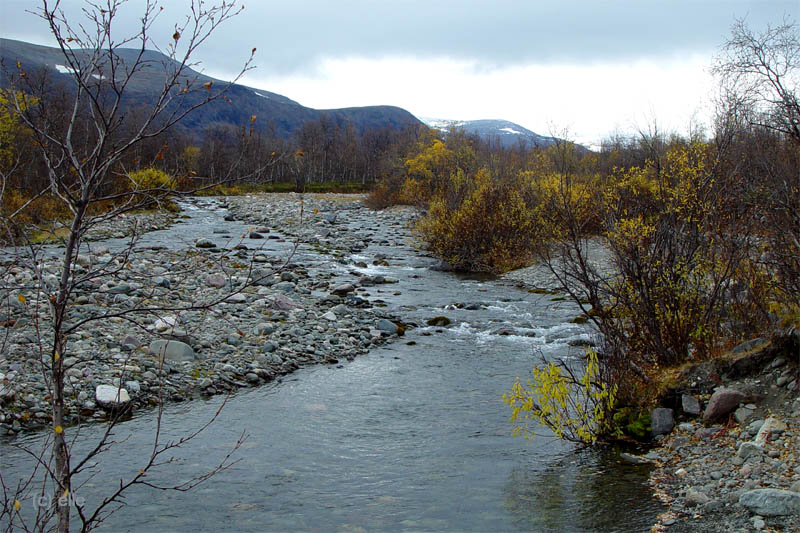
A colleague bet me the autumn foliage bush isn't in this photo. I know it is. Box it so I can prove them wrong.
[415,169,541,272]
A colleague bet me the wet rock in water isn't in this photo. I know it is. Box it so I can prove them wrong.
[703,386,746,422]
[195,238,215,248]
[323,212,338,224]
[426,316,452,327]
[739,488,800,516]
[681,393,701,416]
[651,408,675,436]
[375,319,399,335]
[620,452,654,465]
[249,232,264,239]
[149,339,197,362]
[321,311,337,322]
[95,385,130,409]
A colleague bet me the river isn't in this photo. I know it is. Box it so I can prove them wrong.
[1,196,662,532]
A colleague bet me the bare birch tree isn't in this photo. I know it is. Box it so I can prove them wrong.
[0,1,262,531]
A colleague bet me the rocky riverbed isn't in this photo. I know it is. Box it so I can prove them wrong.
[0,194,414,435]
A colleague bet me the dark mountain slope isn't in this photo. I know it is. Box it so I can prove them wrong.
[0,38,421,138]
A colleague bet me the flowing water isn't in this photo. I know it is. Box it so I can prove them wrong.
[1,198,662,532]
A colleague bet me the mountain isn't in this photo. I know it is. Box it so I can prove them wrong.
[0,38,421,138]
[421,118,561,149]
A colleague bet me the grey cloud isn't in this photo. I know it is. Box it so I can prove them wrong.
[2,0,798,77]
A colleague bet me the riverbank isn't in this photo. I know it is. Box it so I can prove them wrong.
[505,256,800,532]
[647,338,800,532]
[0,193,415,435]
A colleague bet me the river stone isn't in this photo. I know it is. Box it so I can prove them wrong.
[227,293,247,304]
[681,394,701,416]
[331,283,355,296]
[195,238,215,248]
[686,488,710,506]
[263,342,277,353]
[153,316,179,332]
[735,405,755,423]
[149,339,197,362]
[321,311,337,322]
[376,319,399,335]
[269,294,297,311]
[95,385,130,409]
[152,276,170,289]
[755,417,787,444]
[703,387,746,422]
[748,419,765,436]
[274,281,296,293]
[620,452,654,465]
[739,489,800,516]
[651,408,675,436]
[323,212,338,224]
[125,380,141,395]
[107,283,131,295]
[205,274,227,288]
[251,268,273,286]
[737,442,764,460]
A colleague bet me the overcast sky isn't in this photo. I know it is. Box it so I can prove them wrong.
[2,1,798,146]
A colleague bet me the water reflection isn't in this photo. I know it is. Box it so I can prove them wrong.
[504,447,662,532]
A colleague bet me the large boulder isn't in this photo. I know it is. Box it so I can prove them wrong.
[703,387,745,422]
[739,489,800,516]
[651,408,675,437]
[149,339,197,362]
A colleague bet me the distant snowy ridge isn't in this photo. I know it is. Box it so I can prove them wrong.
[419,117,562,149]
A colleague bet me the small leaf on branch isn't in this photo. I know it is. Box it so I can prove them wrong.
[173,31,181,41]
[204,81,213,90]
[17,294,26,304]
[55,425,63,434]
